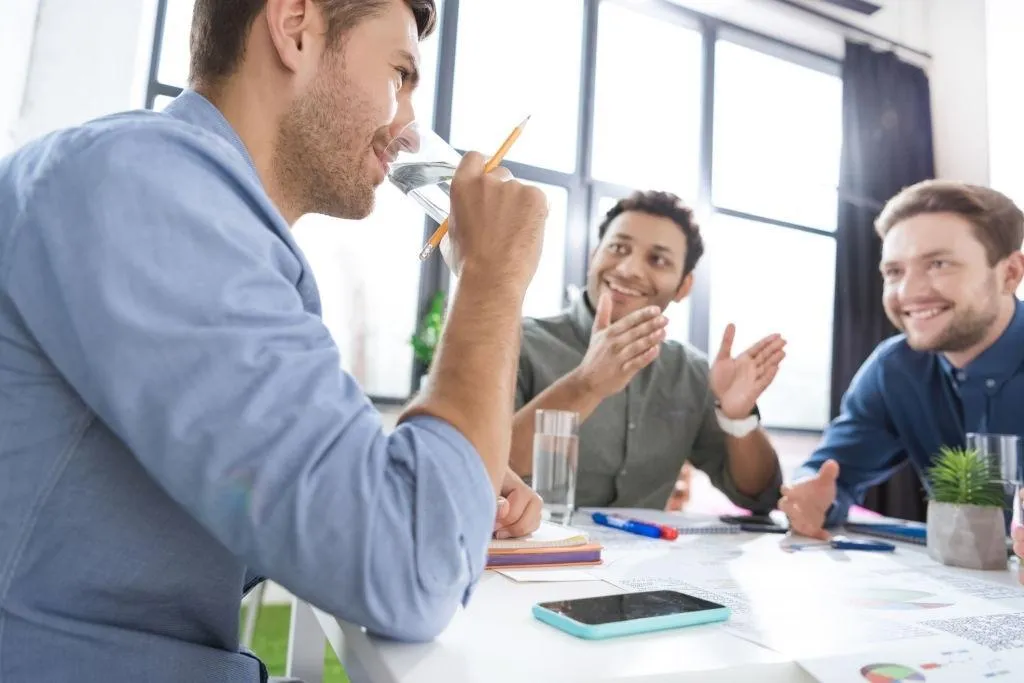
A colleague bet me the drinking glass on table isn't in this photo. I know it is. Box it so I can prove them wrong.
[966,432,1023,534]
[531,410,580,525]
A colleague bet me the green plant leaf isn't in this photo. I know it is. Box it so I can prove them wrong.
[410,291,447,370]
[927,445,1005,507]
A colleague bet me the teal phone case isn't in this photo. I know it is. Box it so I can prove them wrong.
[531,602,730,640]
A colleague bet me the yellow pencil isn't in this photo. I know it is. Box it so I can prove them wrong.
[418,115,531,261]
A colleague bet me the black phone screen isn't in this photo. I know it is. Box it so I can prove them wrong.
[537,590,726,626]
[720,513,774,525]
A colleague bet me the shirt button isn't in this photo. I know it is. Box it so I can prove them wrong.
[956,371,967,382]
[986,378,996,389]
[628,422,636,430]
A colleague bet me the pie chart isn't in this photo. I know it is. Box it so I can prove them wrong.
[860,663,926,682]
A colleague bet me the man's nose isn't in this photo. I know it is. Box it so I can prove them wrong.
[614,254,644,279]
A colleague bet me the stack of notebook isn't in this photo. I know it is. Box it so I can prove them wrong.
[486,522,603,569]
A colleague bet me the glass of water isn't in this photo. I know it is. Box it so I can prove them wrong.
[384,121,461,227]
[966,432,1023,534]
[532,410,580,525]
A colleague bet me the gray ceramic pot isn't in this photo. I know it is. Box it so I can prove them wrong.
[926,500,1007,570]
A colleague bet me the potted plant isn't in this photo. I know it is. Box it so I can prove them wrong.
[410,291,446,391]
[926,445,1007,570]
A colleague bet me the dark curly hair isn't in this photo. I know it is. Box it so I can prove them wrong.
[596,190,705,276]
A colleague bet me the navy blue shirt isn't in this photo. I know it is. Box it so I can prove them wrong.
[801,299,1024,525]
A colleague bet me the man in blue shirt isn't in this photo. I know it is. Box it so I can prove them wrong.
[0,1,547,681]
[781,180,1024,539]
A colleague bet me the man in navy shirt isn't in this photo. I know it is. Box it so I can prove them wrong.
[782,180,1024,539]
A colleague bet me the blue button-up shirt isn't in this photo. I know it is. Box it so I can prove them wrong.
[801,299,1024,526]
[0,91,494,683]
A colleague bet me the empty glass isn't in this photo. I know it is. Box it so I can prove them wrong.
[531,410,580,524]
[966,432,1023,534]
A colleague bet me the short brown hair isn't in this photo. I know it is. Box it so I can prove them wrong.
[189,0,437,89]
[875,180,1024,265]
[597,190,705,276]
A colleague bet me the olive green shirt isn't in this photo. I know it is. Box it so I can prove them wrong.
[516,294,782,512]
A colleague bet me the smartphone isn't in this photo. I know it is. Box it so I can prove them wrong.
[532,590,730,640]
[719,513,775,525]
[830,538,896,552]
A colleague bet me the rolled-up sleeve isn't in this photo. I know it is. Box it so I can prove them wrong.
[5,124,494,642]
[689,398,783,514]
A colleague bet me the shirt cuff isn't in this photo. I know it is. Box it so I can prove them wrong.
[402,415,496,605]
[826,486,855,528]
[722,463,784,514]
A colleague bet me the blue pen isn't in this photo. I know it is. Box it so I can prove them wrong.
[830,538,896,552]
[591,512,664,539]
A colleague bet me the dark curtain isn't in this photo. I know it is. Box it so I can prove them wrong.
[830,42,935,521]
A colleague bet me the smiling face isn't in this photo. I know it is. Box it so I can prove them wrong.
[272,0,422,219]
[585,210,693,322]
[880,212,1007,353]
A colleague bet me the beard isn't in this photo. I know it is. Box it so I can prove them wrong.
[892,277,1001,353]
[272,63,379,221]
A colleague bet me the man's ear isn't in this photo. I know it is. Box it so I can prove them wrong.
[674,272,694,302]
[1002,251,1024,295]
[264,0,320,75]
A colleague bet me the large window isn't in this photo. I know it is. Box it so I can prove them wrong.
[146,0,843,425]
[592,2,703,197]
[450,0,583,173]
[707,35,842,429]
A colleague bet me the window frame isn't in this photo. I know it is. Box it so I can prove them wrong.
[145,0,843,424]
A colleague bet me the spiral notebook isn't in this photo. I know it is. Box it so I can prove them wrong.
[674,521,743,535]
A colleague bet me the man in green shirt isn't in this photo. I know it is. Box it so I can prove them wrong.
[510,191,785,513]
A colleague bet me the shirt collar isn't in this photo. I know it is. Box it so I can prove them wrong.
[939,299,1024,384]
[162,90,261,182]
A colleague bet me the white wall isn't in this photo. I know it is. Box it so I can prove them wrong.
[8,0,156,149]
[986,0,1024,206]
[927,0,990,185]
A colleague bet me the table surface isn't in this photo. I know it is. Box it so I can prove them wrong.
[303,509,1024,683]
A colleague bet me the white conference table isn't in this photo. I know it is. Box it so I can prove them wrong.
[284,510,1024,683]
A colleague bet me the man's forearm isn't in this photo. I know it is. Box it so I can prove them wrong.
[725,429,781,497]
[509,370,604,476]
[401,270,526,492]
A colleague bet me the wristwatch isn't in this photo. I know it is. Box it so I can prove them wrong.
[714,401,760,438]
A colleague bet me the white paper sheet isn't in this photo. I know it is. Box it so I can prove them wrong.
[798,642,1024,682]
[494,568,604,583]
[593,539,1024,657]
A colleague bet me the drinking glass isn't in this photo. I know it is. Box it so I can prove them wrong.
[384,121,461,228]
[531,410,580,524]
[966,432,1023,534]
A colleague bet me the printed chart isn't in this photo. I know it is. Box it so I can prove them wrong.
[847,589,952,611]
[799,643,1024,682]
[859,663,925,682]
